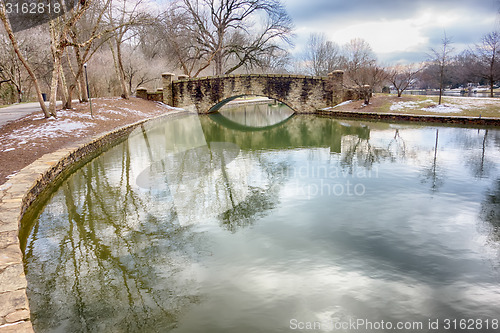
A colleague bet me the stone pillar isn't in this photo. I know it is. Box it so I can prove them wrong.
[328,70,344,105]
[162,73,174,106]
[178,75,189,80]
[136,87,148,100]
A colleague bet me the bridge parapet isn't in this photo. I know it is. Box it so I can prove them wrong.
[139,72,369,113]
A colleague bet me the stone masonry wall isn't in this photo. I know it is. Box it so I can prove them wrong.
[166,72,345,114]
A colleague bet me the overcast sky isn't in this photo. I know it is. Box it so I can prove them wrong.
[283,0,500,64]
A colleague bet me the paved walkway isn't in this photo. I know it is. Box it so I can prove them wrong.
[0,101,74,127]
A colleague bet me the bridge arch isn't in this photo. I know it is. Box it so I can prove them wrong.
[206,94,295,114]
[162,73,345,114]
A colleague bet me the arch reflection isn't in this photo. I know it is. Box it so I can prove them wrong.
[208,99,295,132]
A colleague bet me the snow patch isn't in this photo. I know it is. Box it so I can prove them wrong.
[7,118,95,142]
[390,101,421,111]
[422,104,463,113]
[333,100,353,108]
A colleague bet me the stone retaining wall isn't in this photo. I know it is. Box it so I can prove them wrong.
[316,110,500,126]
[0,110,187,333]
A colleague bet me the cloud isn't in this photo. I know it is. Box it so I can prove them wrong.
[284,0,500,63]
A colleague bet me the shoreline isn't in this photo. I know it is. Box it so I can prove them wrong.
[316,109,500,127]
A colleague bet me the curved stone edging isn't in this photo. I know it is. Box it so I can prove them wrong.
[316,110,500,126]
[0,109,188,333]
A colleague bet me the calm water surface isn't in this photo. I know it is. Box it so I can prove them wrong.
[22,103,500,332]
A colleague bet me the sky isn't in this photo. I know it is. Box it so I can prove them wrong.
[283,0,500,64]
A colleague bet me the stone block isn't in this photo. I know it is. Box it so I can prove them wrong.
[5,310,30,323]
[0,219,18,234]
[0,290,28,318]
[0,264,27,293]
[0,244,22,270]
[0,232,18,249]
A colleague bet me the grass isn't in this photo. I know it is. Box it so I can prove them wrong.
[369,94,500,118]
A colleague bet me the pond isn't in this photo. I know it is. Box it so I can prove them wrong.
[21,102,500,332]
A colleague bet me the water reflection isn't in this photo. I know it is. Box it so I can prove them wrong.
[22,105,500,332]
[214,101,295,131]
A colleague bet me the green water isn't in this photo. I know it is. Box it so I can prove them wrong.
[22,104,500,332]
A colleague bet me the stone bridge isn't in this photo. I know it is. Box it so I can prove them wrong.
[138,72,353,114]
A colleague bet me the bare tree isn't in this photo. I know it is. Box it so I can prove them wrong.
[64,0,113,108]
[106,0,152,99]
[344,38,377,87]
[429,32,454,105]
[0,1,51,117]
[47,0,93,116]
[155,3,204,77]
[122,46,157,94]
[0,36,24,103]
[179,0,293,76]
[343,38,381,103]
[473,31,500,97]
[365,64,390,93]
[304,33,344,76]
[448,50,479,92]
[389,63,424,97]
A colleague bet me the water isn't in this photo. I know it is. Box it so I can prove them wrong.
[22,103,500,332]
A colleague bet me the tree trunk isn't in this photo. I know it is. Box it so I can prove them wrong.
[116,40,129,99]
[0,3,51,117]
[49,55,61,116]
[59,63,70,109]
[215,50,223,76]
[438,66,444,105]
[74,47,88,102]
[16,87,22,103]
[48,20,61,117]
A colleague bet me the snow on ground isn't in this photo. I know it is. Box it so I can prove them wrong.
[389,98,478,113]
[333,100,353,108]
[440,97,498,109]
[56,109,110,121]
[390,99,434,111]
[422,104,463,113]
[1,110,100,152]
[5,118,95,149]
[390,101,420,111]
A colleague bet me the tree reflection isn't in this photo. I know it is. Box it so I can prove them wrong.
[24,141,202,332]
[481,179,500,243]
[421,129,444,192]
[219,158,290,232]
[387,129,407,161]
[466,129,493,179]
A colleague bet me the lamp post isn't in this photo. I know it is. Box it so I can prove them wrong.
[83,63,93,117]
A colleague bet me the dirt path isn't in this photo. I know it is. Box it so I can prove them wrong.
[0,97,177,186]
